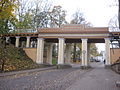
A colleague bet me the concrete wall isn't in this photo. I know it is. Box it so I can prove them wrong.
[110,48,120,64]
[23,48,37,62]
[23,48,47,63]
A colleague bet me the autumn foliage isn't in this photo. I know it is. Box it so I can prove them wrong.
[0,0,17,34]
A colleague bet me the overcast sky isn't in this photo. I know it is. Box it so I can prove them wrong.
[51,0,118,27]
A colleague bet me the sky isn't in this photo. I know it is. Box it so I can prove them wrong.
[51,0,118,27]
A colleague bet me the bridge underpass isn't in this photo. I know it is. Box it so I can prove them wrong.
[45,38,106,68]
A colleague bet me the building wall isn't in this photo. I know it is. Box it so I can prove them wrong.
[23,48,37,62]
[110,48,120,64]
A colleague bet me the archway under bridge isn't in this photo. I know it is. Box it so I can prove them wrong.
[43,38,106,67]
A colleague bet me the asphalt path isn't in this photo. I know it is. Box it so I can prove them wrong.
[0,62,120,90]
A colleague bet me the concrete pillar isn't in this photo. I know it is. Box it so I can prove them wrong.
[21,41,25,47]
[87,43,91,66]
[46,43,53,65]
[36,38,44,64]
[58,38,65,64]
[26,37,30,48]
[6,37,10,43]
[15,37,20,47]
[105,38,111,66]
[81,39,88,67]
[65,43,72,64]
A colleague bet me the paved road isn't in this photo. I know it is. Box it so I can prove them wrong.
[67,62,120,90]
[0,62,120,90]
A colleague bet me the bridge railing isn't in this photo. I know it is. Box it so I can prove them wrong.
[10,29,37,33]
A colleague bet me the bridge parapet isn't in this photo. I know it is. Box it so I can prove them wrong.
[38,24,109,34]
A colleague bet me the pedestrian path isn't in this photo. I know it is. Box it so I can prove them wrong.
[66,62,120,90]
[0,66,56,78]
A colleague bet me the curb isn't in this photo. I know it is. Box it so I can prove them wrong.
[0,66,56,77]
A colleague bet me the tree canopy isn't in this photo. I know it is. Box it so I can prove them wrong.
[0,0,17,34]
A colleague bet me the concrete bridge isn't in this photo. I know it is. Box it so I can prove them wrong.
[3,24,120,68]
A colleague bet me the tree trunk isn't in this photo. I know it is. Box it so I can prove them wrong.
[0,37,6,73]
[1,59,5,73]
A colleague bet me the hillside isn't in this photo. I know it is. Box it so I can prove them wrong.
[0,44,44,72]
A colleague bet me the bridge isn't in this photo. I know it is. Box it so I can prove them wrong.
[3,24,120,68]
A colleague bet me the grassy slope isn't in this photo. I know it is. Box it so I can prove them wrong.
[0,45,43,72]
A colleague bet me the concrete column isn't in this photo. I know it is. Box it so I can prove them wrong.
[21,41,25,47]
[46,43,53,65]
[87,43,91,66]
[6,37,10,43]
[36,38,44,64]
[15,37,20,47]
[65,43,72,64]
[26,37,30,48]
[105,38,111,66]
[58,38,65,64]
[81,39,88,67]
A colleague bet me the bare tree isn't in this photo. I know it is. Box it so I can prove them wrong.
[49,6,67,28]
[70,10,85,24]
[15,0,32,22]
[31,0,52,29]
[109,15,119,32]
[109,0,119,29]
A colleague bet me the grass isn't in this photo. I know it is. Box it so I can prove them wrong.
[52,57,57,65]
